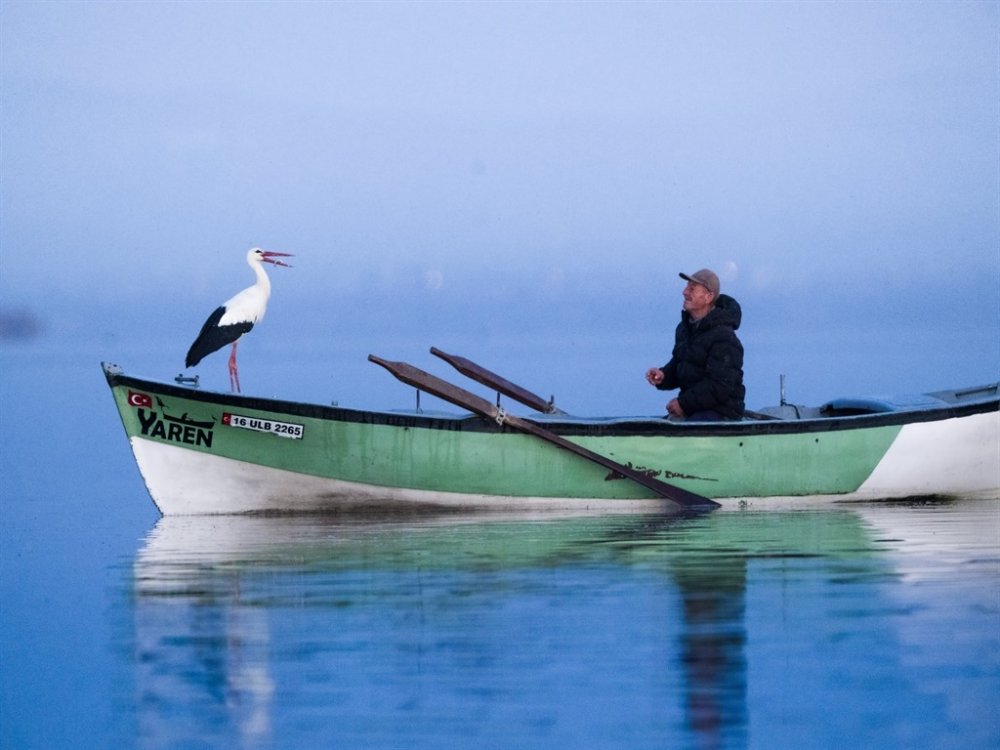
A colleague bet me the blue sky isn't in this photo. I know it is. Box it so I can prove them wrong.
[1,1,997,411]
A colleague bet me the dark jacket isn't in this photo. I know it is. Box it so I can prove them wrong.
[657,294,745,419]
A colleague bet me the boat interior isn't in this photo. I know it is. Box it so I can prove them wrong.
[753,382,999,420]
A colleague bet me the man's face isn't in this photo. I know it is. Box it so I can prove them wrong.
[682,281,715,318]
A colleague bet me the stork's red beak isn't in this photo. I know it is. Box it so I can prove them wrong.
[261,251,294,268]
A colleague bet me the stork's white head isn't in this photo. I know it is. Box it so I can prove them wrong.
[248,247,294,268]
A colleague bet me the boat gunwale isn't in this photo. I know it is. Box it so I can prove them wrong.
[103,364,1000,439]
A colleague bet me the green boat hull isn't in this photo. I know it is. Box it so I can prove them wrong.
[103,363,1000,515]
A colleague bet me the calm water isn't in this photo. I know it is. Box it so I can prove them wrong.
[1,347,999,749]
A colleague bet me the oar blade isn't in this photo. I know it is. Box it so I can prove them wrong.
[368,355,497,418]
[431,346,558,413]
[369,353,719,511]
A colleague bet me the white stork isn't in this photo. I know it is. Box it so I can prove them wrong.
[185,248,293,393]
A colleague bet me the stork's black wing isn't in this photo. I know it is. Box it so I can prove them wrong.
[185,306,254,367]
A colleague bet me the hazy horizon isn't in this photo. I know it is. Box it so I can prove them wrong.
[2,1,997,412]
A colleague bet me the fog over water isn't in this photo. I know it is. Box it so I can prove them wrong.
[2,1,997,412]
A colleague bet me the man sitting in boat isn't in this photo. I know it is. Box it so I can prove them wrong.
[645,268,746,421]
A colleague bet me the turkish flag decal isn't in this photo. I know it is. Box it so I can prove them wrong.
[128,390,153,408]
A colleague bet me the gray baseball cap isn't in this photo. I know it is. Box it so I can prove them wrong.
[679,268,720,297]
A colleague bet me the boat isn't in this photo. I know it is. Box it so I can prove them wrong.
[101,353,1000,515]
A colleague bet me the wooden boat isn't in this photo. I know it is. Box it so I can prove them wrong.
[101,353,999,515]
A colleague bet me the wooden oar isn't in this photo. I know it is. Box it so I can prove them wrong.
[430,346,562,413]
[368,354,719,511]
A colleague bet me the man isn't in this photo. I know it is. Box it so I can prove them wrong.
[645,268,745,420]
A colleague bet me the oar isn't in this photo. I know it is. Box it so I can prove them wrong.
[436,348,780,425]
[430,346,562,413]
[368,354,719,511]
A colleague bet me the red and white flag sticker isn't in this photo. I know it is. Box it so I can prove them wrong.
[128,390,153,408]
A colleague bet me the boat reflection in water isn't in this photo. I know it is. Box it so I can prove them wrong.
[130,501,997,749]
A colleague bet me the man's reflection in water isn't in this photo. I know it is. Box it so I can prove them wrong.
[673,557,748,750]
[603,514,749,750]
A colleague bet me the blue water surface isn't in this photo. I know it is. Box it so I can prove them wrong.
[1,343,998,750]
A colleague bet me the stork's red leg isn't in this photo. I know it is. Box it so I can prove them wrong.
[228,341,241,393]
